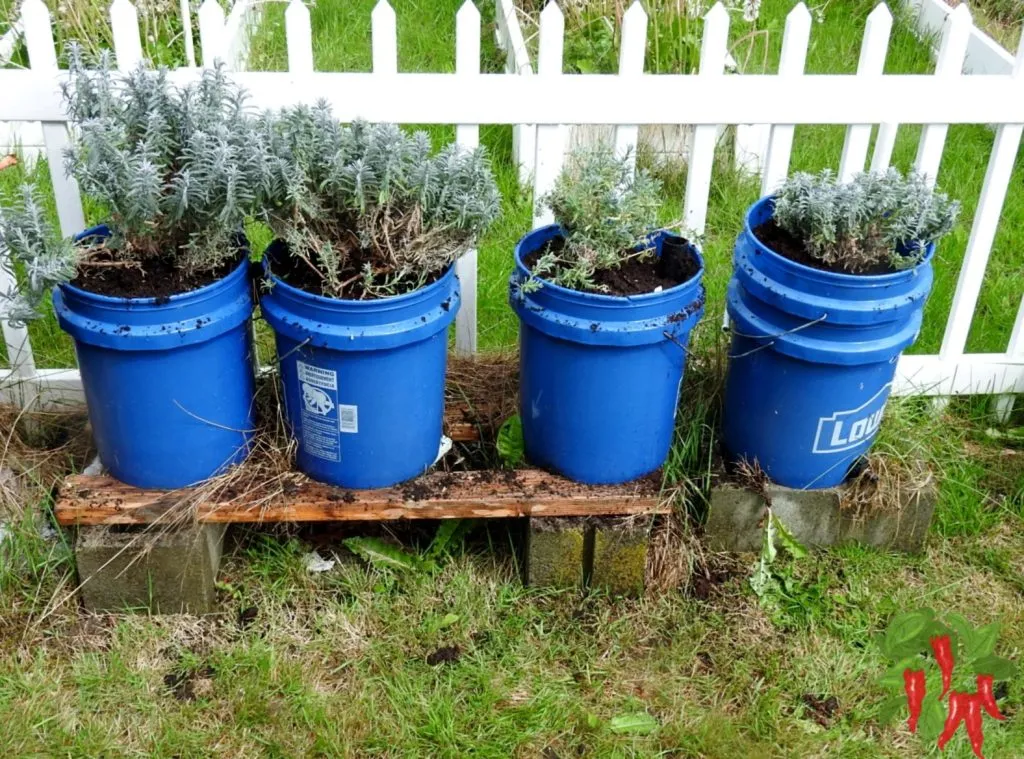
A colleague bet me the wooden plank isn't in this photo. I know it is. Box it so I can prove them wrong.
[55,469,666,525]
[532,1,565,229]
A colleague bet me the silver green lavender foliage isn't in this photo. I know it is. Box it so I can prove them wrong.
[257,103,501,298]
[0,44,269,322]
[0,186,76,324]
[772,168,960,273]
[62,45,269,270]
[529,145,662,293]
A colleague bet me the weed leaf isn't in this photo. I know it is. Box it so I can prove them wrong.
[771,515,808,558]
[609,712,659,735]
[427,520,471,560]
[497,415,525,468]
[343,537,422,572]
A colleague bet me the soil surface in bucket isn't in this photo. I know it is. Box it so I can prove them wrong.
[72,248,245,300]
[752,219,897,276]
[268,240,445,301]
[523,236,699,296]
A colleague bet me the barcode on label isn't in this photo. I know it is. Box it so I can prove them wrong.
[339,405,358,433]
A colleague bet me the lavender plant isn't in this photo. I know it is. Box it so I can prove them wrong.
[0,186,76,325]
[0,45,270,320]
[529,145,662,292]
[772,168,960,273]
[258,104,500,298]
[63,44,269,271]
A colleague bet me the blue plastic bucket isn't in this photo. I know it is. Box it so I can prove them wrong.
[52,227,256,489]
[509,226,705,485]
[260,245,460,488]
[722,196,934,489]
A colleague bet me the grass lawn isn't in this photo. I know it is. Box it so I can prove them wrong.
[1,1,1024,756]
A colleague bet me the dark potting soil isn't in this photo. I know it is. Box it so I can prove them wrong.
[267,240,443,301]
[522,236,699,296]
[752,219,896,277]
[71,250,244,300]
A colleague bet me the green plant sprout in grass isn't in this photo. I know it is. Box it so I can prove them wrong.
[773,168,960,274]
[258,105,501,298]
[527,145,662,293]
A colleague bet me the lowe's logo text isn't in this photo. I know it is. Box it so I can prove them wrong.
[812,384,892,454]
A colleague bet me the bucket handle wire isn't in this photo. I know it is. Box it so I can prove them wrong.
[728,312,829,359]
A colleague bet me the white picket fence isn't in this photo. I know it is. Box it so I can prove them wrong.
[1,0,1023,418]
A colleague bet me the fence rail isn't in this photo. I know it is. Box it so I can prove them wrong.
[1,0,1023,415]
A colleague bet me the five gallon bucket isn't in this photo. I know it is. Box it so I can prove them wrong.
[260,245,460,489]
[509,225,705,485]
[722,196,934,489]
[52,228,256,489]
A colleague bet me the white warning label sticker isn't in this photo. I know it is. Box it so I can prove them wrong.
[297,360,340,462]
[339,404,359,434]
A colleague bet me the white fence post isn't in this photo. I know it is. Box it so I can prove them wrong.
[993,297,1024,422]
[613,2,646,178]
[372,0,398,74]
[532,1,565,229]
[22,0,86,239]
[494,0,535,184]
[683,2,729,237]
[180,0,197,67]
[839,3,892,182]
[914,4,972,186]
[760,3,812,196]
[110,0,144,70]
[285,0,314,72]
[198,0,226,66]
[938,33,1024,366]
[454,0,480,355]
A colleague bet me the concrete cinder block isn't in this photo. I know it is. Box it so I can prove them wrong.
[591,516,651,596]
[526,517,589,588]
[75,523,227,614]
[706,476,937,554]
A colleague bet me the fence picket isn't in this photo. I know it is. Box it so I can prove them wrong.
[760,3,812,195]
[914,3,972,186]
[110,0,144,70]
[22,0,85,240]
[938,33,1024,366]
[198,0,226,65]
[372,0,398,73]
[455,0,481,355]
[993,296,1024,421]
[613,2,646,177]
[180,0,196,67]
[494,0,536,184]
[683,2,729,237]
[870,122,898,171]
[532,1,565,229]
[839,3,891,182]
[285,0,314,72]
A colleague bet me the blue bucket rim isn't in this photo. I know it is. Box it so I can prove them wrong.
[262,243,456,310]
[514,224,705,304]
[61,224,250,306]
[746,195,935,284]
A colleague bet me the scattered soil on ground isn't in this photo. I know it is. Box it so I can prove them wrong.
[523,235,699,296]
[426,645,461,665]
[801,694,840,727]
[72,247,244,299]
[752,219,895,276]
[164,665,216,702]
